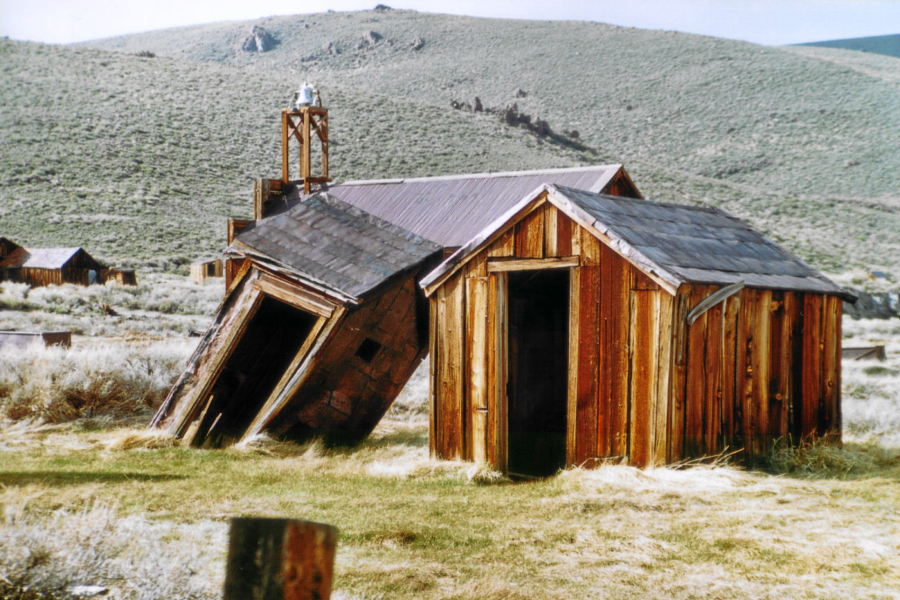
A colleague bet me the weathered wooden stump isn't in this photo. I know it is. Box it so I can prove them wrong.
[223,517,337,600]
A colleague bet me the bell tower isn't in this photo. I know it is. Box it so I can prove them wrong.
[281,83,331,194]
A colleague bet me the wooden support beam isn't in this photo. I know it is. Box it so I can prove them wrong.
[487,256,580,273]
[223,517,337,600]
[254,274,337,317]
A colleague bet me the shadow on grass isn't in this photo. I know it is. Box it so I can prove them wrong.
[0,471,187,487]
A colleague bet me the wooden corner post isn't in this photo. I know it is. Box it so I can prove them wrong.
[223,517,337,600]
[281,107,331,194]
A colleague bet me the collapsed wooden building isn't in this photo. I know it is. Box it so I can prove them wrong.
[151,192,442,446]
[155,98,851,468]
[420,184,853,474]
[154,96,645,445]
[0,243,107,287]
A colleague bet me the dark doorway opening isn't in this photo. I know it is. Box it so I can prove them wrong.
[507,269,570,477]
[191,296,318,447]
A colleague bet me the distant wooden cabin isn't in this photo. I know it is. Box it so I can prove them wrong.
[420,184,854,475]
[0,246,106,287]
[190,258,223,284]
[152,193,441,447]
[0,238,21,264]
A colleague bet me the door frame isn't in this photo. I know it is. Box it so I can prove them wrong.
[487,261,579,474]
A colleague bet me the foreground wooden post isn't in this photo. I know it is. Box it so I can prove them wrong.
[223,517,337,600]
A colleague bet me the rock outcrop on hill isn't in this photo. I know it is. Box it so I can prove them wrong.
[241,26,276,53]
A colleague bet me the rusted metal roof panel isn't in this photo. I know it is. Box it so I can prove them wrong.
[554,186,853,300]
[321,165,623,247]
[233,193,441,301]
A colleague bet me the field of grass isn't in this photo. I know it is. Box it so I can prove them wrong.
[1,308,899,599]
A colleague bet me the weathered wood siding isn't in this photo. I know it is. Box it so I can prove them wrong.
[430,198,675,468]
[672,286,842,465]
[155,264,431,445]
[267,275,429,440]
[430,197,845,470]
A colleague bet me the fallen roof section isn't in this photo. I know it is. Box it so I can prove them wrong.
[422,184,854,301]
[229,192,442,303]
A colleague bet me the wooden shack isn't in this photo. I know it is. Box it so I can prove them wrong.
[0,246,106,287]
[190,258,223,284]
[420,184,854,475]
[152,192,441,447]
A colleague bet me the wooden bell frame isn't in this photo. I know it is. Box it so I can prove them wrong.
[281,107,331,193]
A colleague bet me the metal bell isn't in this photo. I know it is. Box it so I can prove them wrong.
[292,83,315,109]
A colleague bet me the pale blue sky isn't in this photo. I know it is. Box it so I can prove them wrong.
[1,0,899,46]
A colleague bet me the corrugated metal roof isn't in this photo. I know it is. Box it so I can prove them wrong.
[0,247,82,269]
[232,192,441,301]
[555,185,852,299]
[316,165,626,247]
[422,184,852,300]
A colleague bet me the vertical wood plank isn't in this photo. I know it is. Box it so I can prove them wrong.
[735,289,755,463]
[685,285,709,458]
[599,246,631,458]
[801,294,823,440]
[704,300,724,457]
[556,212,573,257]
[576,265,601,466]
[669,289,691,462]
[437,271,466,459]
[822,295,841,439]
[281,111,290,182]
[721,294,740,454]
[653,293,674,465]
[544,205,559,258]
[489,272,509,472]
[629,290,660,467]
[486,275,498,467]
[515,208,544,259]
[789,293,805,441]
[428,297,439,458]
[466,277,489,463]
[567,266,581,467]
[768,292,792,444]
[581,229,601,267]
[751,290,772,459]
[488,230,515,258]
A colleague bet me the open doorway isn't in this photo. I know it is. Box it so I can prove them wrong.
[191,295,319,447]
[507,269,570,477]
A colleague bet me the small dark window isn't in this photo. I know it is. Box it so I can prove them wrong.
[355,338,382,363]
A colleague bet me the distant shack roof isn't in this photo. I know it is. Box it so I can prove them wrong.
[230,192,441,302]
[423,184,854,301]
[0,247,84,269]
[313,164,635,247]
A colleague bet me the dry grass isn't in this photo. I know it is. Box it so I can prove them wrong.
[0,502,224,600]
[0,339,195,423]
[0,315,898,599]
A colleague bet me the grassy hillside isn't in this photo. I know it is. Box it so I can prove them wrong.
[801,33,900,59]
[2,9,899,278]
[0,40,591,265]
[87,9,900,201]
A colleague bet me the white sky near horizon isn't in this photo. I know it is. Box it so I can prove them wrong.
[0,0,898,46]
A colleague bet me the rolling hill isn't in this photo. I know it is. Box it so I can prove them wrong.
[1,8,899,279]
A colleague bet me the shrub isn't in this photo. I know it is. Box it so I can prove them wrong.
[0,341,195,422]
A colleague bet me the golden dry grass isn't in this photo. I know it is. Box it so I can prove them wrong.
[1,316,899,598]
